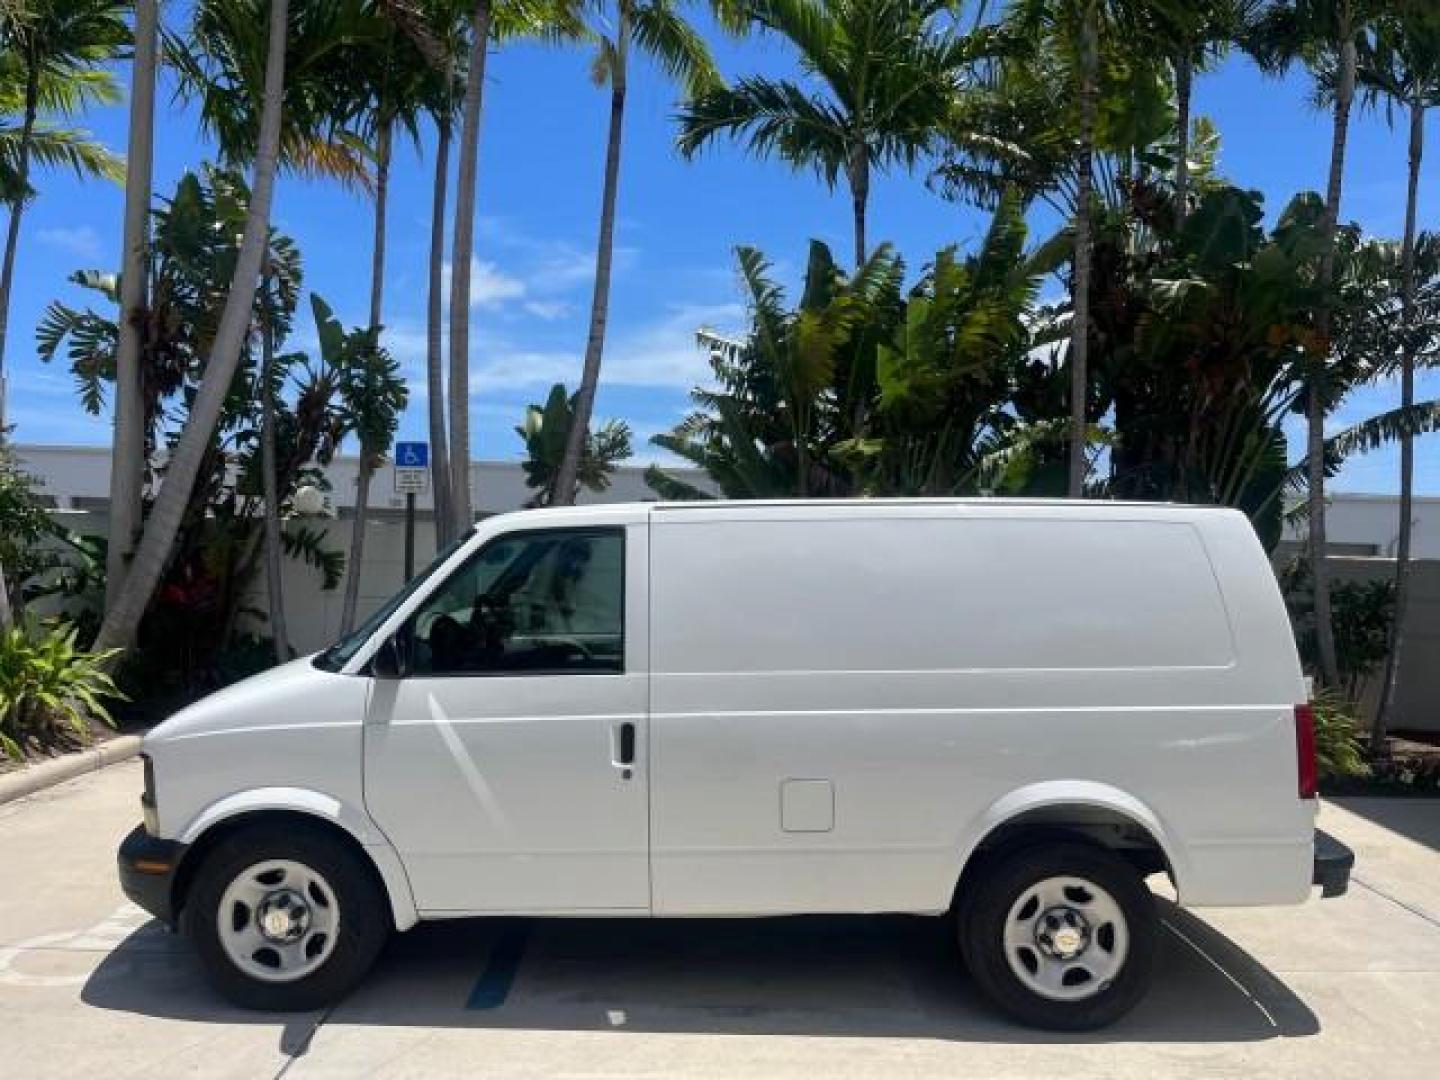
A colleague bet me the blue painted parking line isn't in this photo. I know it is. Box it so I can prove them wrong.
[466,922,530,1009]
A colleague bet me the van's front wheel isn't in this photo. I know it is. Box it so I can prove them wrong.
[959,842,1157,1030]
[183,825,390,1011]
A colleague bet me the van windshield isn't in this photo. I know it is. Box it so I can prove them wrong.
[312,531,474,672]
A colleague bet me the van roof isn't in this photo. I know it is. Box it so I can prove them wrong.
[649,497,1184,511]
[481,497,1242,524]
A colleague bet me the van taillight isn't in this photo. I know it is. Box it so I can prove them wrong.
[1295,703,1318,799]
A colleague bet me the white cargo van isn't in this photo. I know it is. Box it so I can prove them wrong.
[119,499,1352,1029]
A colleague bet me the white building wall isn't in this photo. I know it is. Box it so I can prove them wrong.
[1281,493,1440,558]
[11,444,699,515]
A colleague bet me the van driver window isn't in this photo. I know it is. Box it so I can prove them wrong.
[406,529,624,676]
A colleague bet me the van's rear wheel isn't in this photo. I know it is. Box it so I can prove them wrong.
[183,825,390,1011]
[959,841,1156,1030]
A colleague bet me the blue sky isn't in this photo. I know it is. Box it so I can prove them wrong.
[7,18,1440,493]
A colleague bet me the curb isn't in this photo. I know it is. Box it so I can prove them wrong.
[0,735,144,807]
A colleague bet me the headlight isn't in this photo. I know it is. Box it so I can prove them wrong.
[140,753,158,835]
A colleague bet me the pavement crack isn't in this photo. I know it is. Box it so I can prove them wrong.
[1352,874,1440,932]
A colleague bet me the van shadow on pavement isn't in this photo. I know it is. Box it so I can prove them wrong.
[81,899,1318,1046]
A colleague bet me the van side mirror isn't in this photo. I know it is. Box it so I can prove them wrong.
[370,634,410,680]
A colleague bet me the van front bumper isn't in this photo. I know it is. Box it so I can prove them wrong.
[118,825,186,927]
[1312,829,1354,898]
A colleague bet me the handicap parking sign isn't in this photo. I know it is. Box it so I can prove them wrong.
[395,442,429,468]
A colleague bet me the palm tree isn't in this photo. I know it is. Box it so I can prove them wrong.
[165,0,373,191]
[338,7,437,624]
[550,0,722,505]
[415,10,461,548]
[1355,2,1440,750]
[1146,1,1250,225]
[427,106,454,543]
[105,0,157,612]
[1246,0,1387,689]
[445,0,493,537]
[677,0,970,269]
[999,0,1103,497]
[934,9,1175,498]
[357,5,437,336]
[0,0,126,430]
[442,0,582,535]
[368,0,463,546]
[164,0,382,654]
[92,0,291,655]
[1068,0,1098,498]
[257,272,290,661]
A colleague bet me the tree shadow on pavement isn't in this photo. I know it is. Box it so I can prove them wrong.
[81,899,1318,1046]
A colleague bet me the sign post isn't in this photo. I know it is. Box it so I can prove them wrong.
[393,442,430,581]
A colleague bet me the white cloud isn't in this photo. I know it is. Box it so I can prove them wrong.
[531,245,638,294]
[469,259,527,307]
[523,299,572,321]
[473,348,578,390]
[600,302,745,387]
[469,300,745,391]
[476,217,640,294]
[440,256,528,309]
[37,225,103,261]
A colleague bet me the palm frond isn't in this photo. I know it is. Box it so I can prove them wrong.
[630,3,721,96]
[1324,398,1440,460]
[0,120,123,186]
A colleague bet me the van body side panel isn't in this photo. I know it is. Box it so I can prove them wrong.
[648,506,1312,916]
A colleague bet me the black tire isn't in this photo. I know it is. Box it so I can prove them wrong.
[182,824,391,1011]
[958,841,1157,1030]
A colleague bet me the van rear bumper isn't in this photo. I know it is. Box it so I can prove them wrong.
[1312,829,1354,898]
[118,824,186,927]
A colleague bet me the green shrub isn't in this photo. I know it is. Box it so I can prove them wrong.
[1311,690,1369,780]
[0,624,124,760]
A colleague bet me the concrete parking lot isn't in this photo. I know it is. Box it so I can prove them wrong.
[2,759,1437,1080]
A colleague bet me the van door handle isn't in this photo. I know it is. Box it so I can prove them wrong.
[617,722,636,766]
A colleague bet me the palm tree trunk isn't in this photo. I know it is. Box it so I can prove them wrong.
[339,451,372,634]
[1373,97,1424,753]
[0,59,39,431]
[1174,49,1192,226]
[1308,32,1355,691]
[339,117,397,635]
[847,142,869,268]
[428,121,453,545]
[92,0,291,657]
[795,425,809,497]
[369,119,392,330]
[259,283,290,663]
[1068,4,1098,499]
[553,21,629,507]
[447,0,494,537]
[0,561,12,631]
[106,0,159,613]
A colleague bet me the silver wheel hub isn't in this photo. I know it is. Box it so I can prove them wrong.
[1036,906,1090,960]
[257,889,311,943]
[217,859,339,984]
[1002,875,1129,1002]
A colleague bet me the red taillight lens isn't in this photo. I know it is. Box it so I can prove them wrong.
[1295,703,1318,799]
